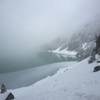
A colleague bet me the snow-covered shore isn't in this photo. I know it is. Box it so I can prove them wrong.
[0,62,76,89]
[48,47,77,58]
[0,58,100,100]
[9,58,100,100]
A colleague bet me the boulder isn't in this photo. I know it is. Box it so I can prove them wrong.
[93,66,100,72]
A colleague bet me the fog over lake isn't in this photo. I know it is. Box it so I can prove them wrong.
[0,0,100,72]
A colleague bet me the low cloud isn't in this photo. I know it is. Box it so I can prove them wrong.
[0,0,100,65]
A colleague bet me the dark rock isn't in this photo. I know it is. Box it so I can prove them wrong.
[5,93,14,100]
[97,61,100,63]
[93,66,100,72]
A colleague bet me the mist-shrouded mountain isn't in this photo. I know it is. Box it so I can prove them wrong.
[1,16,100,73]
[46,16,100,61]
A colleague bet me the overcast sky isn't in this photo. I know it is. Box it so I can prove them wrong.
[0,0,100,58]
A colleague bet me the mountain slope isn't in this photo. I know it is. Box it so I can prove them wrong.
[9,58,100,100]
[47,17,100,61]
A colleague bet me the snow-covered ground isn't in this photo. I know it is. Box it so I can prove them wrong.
[48,47,77,58]
[1,58,100,100]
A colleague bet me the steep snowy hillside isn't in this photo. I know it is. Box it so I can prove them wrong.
[3,58,100,100]
[48,17,100,60]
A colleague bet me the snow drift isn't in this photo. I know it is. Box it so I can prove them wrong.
[1,58,100,100]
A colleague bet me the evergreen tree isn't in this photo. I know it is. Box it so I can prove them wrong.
[1,84,7,93]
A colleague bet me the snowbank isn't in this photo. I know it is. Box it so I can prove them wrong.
[48,47,77,58]
[1,58,100,100]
